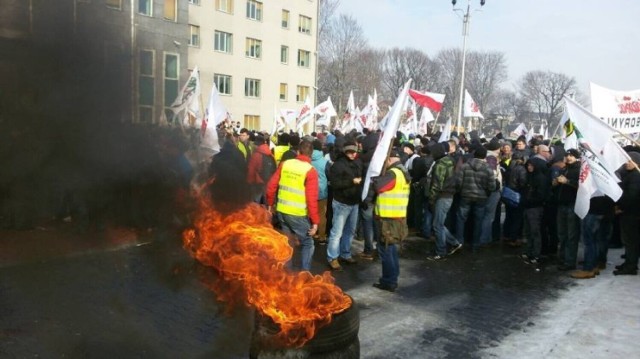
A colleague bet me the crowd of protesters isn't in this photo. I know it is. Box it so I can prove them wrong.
[217,124,640,285]
[4,117,639,284]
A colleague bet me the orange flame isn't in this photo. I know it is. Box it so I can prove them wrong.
[183,192,351,347]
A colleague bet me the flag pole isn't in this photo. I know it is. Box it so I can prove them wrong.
[430,111,442,134]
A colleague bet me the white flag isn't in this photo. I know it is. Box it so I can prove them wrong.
[296,95,314,132]
[271,105,285,136]
[512,123,528,137]
[314,96,337,127]
[564,96,630,175]
[346,90,355,114]
[201,83,224,155]
[526,125,534,143]
[439,118,452,143]
[280,109,298,129]
[574,155,623,219]
[170,66,201,116]
[361,79,412,201]
[463,89,484,119]
[418,108,434,136]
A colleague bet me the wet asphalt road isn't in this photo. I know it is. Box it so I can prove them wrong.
[0,235,576,358]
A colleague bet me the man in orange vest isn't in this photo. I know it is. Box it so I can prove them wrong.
[368,149,411,292]
[266,140,320,271]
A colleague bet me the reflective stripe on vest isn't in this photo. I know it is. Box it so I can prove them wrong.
[277,159,312,216]
[375,167,410,218]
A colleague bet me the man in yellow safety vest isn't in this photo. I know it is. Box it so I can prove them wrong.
[368,149,411,292]
[266,140,320,271]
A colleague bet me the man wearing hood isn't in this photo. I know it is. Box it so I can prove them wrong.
[326,141,363,271]
[454,147,496,250]
[370,149,411,292]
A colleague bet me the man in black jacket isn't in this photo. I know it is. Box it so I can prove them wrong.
[554,148,582,270]
[326,141,364,270]
[614,151,640,275]
[520,157,551,264]
[454,147,496,251]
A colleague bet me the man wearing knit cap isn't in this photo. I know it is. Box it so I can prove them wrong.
[326,141,363,271]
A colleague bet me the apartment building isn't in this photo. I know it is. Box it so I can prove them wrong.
[187,0,319,131]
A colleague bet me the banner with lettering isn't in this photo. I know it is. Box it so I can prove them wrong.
[590,82,640,134]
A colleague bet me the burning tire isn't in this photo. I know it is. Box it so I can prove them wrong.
[250,296,360,358]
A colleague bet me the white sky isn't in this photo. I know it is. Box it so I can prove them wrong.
[336,0,640,96]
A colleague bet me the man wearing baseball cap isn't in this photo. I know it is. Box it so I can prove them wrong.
[369,149,411,292]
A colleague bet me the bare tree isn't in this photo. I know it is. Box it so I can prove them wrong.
[317,14,369,112]
[464,51,508,114]
[380,48,438,103]
[318,0,341,41]
[517,70,579,128]
[432,48,463,120]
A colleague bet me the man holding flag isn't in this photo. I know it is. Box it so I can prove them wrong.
[368,149,411,292]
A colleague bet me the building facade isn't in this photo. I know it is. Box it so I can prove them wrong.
[187,0,319,131]
[0,0,189,124]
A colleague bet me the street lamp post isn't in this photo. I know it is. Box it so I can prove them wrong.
[452,0,485,133]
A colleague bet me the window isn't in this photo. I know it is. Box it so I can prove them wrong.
[279,83,288,101]
[245,38,261,59]
[246,0,262,21]
[189,25,200,47]
[280,45,289,64]
[188,0,200,5]
[138,0,152,16]
[297,50,310,68]
[164,0,177,21]
[105,0,121,8]
[296,85,309,102]
[138,49,155,122]
[164,53,179,109]
[214,31,233,53]
[244,115,260,131]
[214,74,232,95]
[281,10,290,28]
[216,0,234,13]
[245,78,261,98]
[299,15,312,35]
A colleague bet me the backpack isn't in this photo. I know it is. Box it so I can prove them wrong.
[259,153,277,183]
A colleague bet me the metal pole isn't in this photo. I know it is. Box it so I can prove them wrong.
[130,0,136,123]
[456,1,470,134]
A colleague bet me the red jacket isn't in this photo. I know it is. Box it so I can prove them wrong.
[247,144,274,184]
[266,154,320,225]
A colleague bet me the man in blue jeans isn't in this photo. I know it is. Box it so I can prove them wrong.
[266,140,320,271]
[369,150,410,292]
[455,146,496,250]
[426,142,462,260]
[326,142,363,271]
